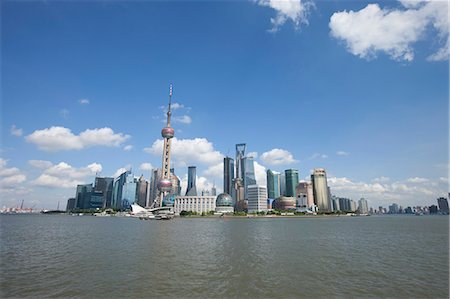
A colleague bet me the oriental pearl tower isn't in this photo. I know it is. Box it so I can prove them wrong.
[151,84,175,208]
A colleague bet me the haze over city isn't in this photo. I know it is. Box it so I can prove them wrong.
[1,0,448,210]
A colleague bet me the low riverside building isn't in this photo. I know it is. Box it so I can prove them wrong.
[174,195,216,215]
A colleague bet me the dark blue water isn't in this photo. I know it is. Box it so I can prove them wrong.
[1,215,448,298]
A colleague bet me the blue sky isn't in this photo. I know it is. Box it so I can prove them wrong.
[1,0,448,209]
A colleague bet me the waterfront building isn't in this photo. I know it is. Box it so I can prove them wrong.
[429,205,438,214]
[148,168,162,207]
[121,172,138,210]
[185,166,198,196]
[75,184,93,210]
[296,181,308,211]
[170,168,181,196]
[389,203,399,214]
[211,185,217,196]
[266,169,281,199]
[279,172,286,196]
[331,195,340,211]
[223,157,235,197]
[94,176,114,208]
[173,195,215,215]
[90,191,104,209]
[215,193,234,214]
[137,175,148,207]
[233,143,246,209]
[306,182,314,208]
[242,157,257,199]
[338,197,351,212]
[284,169,299,197]
[247,185,268,213]
[66,198,76,211]
[358,198,369,214]
[112,170,129,209]
[437,197,449,214]
[311,168,331,212]
[350,200,357,212]
[272,196,296,211]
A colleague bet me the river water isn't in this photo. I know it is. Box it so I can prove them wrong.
[1,214,448,298]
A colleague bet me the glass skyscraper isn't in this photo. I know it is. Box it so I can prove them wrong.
[266,169,281,199]
[311,168,331,212]
[242,157,256,199]
[284,169,299,197]
[223,157,234,196]
[185,166,197,196]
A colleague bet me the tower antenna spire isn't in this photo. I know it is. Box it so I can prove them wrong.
[167,83,173,127]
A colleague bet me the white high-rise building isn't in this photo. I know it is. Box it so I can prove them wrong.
[311,168,331,212]
[173,196,216,215]
[247,185,268,213]
[358,198,369,214]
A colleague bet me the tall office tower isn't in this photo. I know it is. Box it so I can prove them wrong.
[350,200,357,212]
[437,197,449,214]
[137,175,148,207]
[233,143,246,209]
[306,182,314,208]
[170,168,181,196]
[338,197,351,212]
[331,195,340,211]
[211,184,217,196]
[266,169,281,199]
[112,170,130,209]
[280,172,286,196]
[152,84,175,208]
[66,198,76,212]
[94,176,114,208]
[185,166,198,196]
[75,184,93,210]
[121,172,138,210]
[285,169,299,197]
[311,168,331,212]
[242,157,256,199]
[149,168,162,207]
[295,181,308,209]
[358,198,369,214]
[223,157,235,196]
[247,185,268,213]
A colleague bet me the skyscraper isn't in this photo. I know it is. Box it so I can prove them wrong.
[223,157,235,196]
[311,168,331,212]
[149,168,162,207]
[75,184,93,210]
[137,175,148,207]
[121,172,138,210]
[112,170,130,210]
[266,169,281,199]
[358,198,369,214]
[242,157,256,199]
[185,166,198,196]
[170,168,181,196]
[247,185,268,213]
[233,143,246,208]
[285,169,299,197]
[94,176,114,208]
[280,172,286,196]
[437,197,449,214]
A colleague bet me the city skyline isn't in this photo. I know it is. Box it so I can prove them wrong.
[1,0,448,209]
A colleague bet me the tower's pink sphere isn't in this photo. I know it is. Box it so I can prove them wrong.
[158,179,172,192]
[161,127,175,138]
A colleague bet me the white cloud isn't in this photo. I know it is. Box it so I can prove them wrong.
[247,151,259,159]
[26,126,130,151]
[123,145,133,151]
[329,1,449,61]
[10,125,23,137]
[173,115,192,124]
[28,160,53,169]
[309,153,328,160]
[32,161,102,189]
[139,163,154,171]
[171,103,184,110]
[336,151,349,156]
[372,176,390,183]
[0,158,27,188]
[254,161,267,186]
[260,148,297,166]
[256,0,314,32]
[406,177,429,183]
[203,162,223,179]
[79,98,90,105]
[144,137,223,167]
